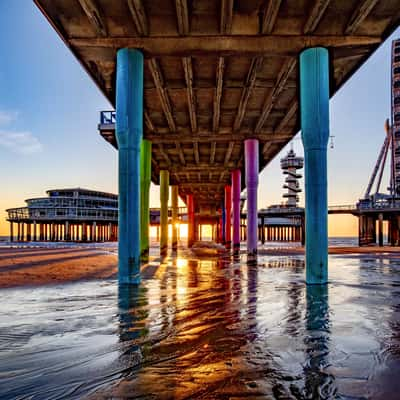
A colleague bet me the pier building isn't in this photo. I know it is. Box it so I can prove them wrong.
[6,188,118,242]
[34,0,400,284]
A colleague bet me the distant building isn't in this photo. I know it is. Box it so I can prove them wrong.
[257,148,305,243]
[280,149,304,207]
[6,188,118,242]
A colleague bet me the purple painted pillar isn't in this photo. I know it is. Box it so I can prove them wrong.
[231,169,241,253]
[245,139,259,256]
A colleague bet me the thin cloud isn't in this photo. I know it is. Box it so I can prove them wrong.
[0,130,43,155]
[0,110,18,125]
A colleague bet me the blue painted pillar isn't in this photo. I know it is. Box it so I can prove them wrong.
[300,47,330,284]
[116,48,143,284]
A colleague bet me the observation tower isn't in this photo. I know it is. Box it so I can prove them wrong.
[280,149,304,207]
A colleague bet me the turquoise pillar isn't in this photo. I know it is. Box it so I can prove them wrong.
[116,48,143,284]
[300,47,330,284]
[140,139,152,261]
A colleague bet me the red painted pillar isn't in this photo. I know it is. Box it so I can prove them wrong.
[224,185,232,248]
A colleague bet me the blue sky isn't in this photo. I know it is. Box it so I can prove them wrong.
[0,1,399,235]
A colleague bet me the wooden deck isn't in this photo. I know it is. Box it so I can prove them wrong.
[34,0,400,208]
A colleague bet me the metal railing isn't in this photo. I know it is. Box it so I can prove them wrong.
[7,206,118,222]
[328,205,357,211]
[257,207,304,215]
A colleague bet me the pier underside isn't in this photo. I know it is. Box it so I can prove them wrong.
[35,0,400,209]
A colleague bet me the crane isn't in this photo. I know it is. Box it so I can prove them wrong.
[364,119,392,199]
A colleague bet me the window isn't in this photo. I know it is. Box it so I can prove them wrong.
[395,81,400,88]
[395,113,400,122]
[395,130,400,139]
[395,47,400,54]
[395,97,400,105]
[395,56,400,63]
[395,67,400,75]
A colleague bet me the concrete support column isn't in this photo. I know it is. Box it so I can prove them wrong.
[224,185,232,248]
[187,194,195,247]
[9,222,14,242]
[245,138,259,257]
[26,223,31,242]
[92,222,96,242]
[50,223,54,241]
[82,223,87,242]
[21,223,25,241]
[171,185,179,251]
[65,221,70,241]
[300,47,330,284]
[160,170,169,256]
[378,213,383,247]
[391,216,399,246]
[261,217,265,244]
[221,202,226,244]
[231,169,241,253]
[116,48,143,284]
[33,221,37,241]
[141,139,152,260]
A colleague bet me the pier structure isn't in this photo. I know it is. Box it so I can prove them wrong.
[6,188,118,242]
[353,38,400,247]
[35,0,400,284]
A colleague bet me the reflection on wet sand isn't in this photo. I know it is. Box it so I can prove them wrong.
[303,285,334,399]
[97,258,347,399]
[2,251,400,399]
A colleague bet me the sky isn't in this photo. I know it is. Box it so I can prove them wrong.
[0,1,399,237]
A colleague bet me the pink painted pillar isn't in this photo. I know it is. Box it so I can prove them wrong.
[231,169,241,253]
[224,185,232,248]
[245,139,259,256]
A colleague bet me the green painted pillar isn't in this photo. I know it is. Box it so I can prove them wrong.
[116,48,143,284]
[300,47,330,284]
[140,139,152,261]
[160,170,169,255]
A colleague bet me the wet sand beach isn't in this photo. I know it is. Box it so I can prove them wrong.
[1,244,400,288]
[1,242,400,399]
[0,247,117,288]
